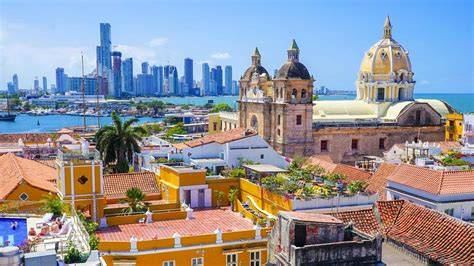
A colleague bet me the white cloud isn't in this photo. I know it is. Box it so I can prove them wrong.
[147,37,168,47]
[115,44,157,64]
[211,52,231,60]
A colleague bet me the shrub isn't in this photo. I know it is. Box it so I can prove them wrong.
[89,234,100,250]
[41,193,65,217]
[214,190,225,208]
[347,180,368,194]
[64,241,87,264]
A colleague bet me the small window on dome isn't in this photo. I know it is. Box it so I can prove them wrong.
[396,51,402,58]
[19,193,29,201]
[381,51,387,60]
[367,52,373,58]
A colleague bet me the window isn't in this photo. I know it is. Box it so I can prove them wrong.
[277,115,281,125]
[444,208,454,216]
[192,257,203,266]
[213,122,217,131]
[379,138,385,150]
[19,193,28,201]
[377,88,385,101]
[351,139,358,150]
[250,251,261,266]
[163,261,175,266]
[226,254,237,266]
[320,140,328,152]
[301,89,307,99]
[260,154,264,159]
[277,129,281,136]
[415,110,422,125]
[296,115,302,125]
[291,89,297,99]
[449,120,454,127]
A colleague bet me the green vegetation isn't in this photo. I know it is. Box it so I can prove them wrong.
[140,123,163,136]
[347,180,368,194]
[164,116,182,125]
[228,187,239,211]
[214,190,225,208]
[441,156,468,166]
[121,187,149,214]
[312,94,319,101]
[64,241,88,264]
[95,112,145,173]
[224,167,246,178]
[165,122,187,137]
[78,211,99,250]
[209,103,233,113]
[41,193,65,217]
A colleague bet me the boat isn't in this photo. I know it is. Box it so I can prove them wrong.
[0,96,16,121]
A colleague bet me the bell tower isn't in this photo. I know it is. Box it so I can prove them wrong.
[272,40,314,156]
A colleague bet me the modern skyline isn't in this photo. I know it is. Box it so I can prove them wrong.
[0,0,472,93]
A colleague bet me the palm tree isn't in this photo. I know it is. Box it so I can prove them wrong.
[95,111,145,173]
[122,187,149,213]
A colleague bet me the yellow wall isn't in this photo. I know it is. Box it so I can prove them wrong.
[62,163,102,196]
[106,210,187,226]
[239,178,292,215]
[5,182,52,202]
[445,113,463,141]
[208,113,222,134]
[159,165,206,187]
[206,178,240,207]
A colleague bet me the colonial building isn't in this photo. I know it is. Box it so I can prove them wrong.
[235,17,455,162]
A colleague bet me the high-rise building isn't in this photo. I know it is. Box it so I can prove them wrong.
[12,74,19,92]
[151,65,163,96]
[7,82,15,95]
[55,68,66,94]
[184,58,193,96]
[215,65,223,95]
[201,63,210,96]
[42,76,47,93]
[163,65,172,95]
[122,58,134,95]
[232,80,239,95]
[157,66,164,96]
[33,77,39,92]
[136,74,153,96]
[169,66,179,96]
[96,23,112,75]
[112,51,122,98]
[224,65,232,95]
[141,62,149,74]
[67,77,97,95]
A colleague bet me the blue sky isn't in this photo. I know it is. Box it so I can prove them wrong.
[0,0,472,93]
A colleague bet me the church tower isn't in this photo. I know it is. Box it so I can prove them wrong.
[238,47,273,140]
[272,40,314,156]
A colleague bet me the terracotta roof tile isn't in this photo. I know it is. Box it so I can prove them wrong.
[387,164,474,195]
[173,128,256,150]
[0,153,57,199]
[0,133,55,144]
[96,208,255,241]
[366,163,398,199]
[329,207,380,235]
[103,171,160,198]
[307,156,372,182]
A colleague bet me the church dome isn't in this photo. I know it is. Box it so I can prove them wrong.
[359,16,412,79]
[276,40,311,80]
[242,47,269,80]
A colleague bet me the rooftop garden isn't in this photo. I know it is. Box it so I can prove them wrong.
[440,151,469,166]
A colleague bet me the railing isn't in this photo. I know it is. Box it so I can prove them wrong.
[69,207,91,253]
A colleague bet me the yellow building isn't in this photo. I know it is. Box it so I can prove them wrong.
[445,113,463,141]
[208,113,222,134]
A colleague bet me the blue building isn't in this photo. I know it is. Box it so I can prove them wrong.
[201,63,210,96]
[169,66,179,96]
[157,66,164,96]
[122,58,134,95]
[151,65,163,96]
[215,65,223,95]
[67,77,97,95]
[7,82,15,95]
[96,23,112,75]
[184,58,193,96]
[142,62,149,74]
[55,67,66,94]
[224,65,232,95]
[136,74,154,96]
[112,51,122,98]
[42,76,47,93]
[12,74,19,92]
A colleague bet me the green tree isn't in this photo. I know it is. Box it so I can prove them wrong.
[121,187,149,213]
[41,193,65,217]
[214,190,225,208]
[226,167,246,178]
[165,122,187,137]
[210,103,233,113]
[148,100,165,115]
[95,111,146,173]
[347,180,367,194]
[64,241,86,263]
[312,94,319,101]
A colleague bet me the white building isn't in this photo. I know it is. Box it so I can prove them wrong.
[386,164,474,221]
[173,128,289,173]
[462,113,474,153]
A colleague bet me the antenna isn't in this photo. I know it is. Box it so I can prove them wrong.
[81,52,87,132]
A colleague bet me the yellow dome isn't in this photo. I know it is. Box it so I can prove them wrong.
[359,17,412,78]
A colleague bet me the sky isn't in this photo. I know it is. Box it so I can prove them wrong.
[0,0,473,93]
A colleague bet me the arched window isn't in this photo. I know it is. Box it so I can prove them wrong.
[398,88,405,101]
[291,89,297,99]
[277,115,281,125]
[301,89,307,99]
[377,88,385,101]
[280,88,283,98]
[250,115,258,131]
[277,129,281,136]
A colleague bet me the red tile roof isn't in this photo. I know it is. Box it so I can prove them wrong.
[307,156,372,182]
[96,208,255,241]
[0,133,55,144]
[0,153,57,199]
[173,128,256,149]
[387,164,474,195]
[377,200,474,264]
[103,171,160,198]
[366,163,398,200]
[281,211,343,224]
[329,200,474,264]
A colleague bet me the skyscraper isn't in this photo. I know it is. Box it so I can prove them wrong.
[141,62,149,74]
[184,58,193,96]
[12,74,18,92]
[7,82,15,95]
[42,76,47,93]
[56,67,66,94]
[157,66,164,96]
[122,58,134,94]
[163,65,171,95]
[33,77,39,93]
[151,65,163,96]
[201,63,210,96]
[224,65,232,95]
[96,23,113,96]
[215,65,223,95]
[112,51,122,98]
[169,66,179,96]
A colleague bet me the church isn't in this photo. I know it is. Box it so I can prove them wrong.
[232,17,455,163]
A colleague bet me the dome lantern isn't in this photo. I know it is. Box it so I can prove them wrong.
[287,39,300,62]
[383,16,392,39]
